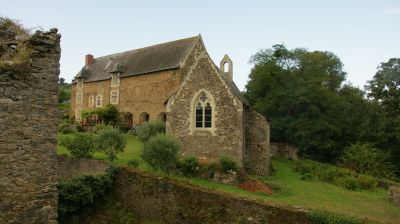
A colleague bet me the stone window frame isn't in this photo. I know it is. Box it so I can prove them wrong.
[76,93,83,106]
[96,95,103,107]
[88,95,95,108]
[111,73,120,87]
[110,90,119,105]
[190,89,216,135]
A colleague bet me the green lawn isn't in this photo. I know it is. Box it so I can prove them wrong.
[57,134,400,224]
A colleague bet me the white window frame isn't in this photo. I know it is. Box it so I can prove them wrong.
[88,95,95,108]
[96,95,103,107]
[110,90,119,105]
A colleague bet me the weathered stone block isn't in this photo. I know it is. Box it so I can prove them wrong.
[389,186,400,207]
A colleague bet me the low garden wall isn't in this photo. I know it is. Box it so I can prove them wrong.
[67,167,310,224]
[57,156,110,179]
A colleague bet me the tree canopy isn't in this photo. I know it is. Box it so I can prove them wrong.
[245,45,397,173]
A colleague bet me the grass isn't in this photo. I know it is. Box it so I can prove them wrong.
[57,133,400,224]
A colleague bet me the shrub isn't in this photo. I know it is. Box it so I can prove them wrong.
[356,175,378,190]
[136,120,166,142]
[141,133,180,172]
[178,156,200,177]
[94,123,107,133]
[294,159,379,190]
[127,159,139,168]
[219,156,237,172]
[335,176,360,190]
[57,167,119,218]
[200,161,218,179]
[59,133,95,158]
[308,211,361,224]
[341,143,395,179]
[94,127,126,162]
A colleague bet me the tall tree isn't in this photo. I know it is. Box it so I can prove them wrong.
[245,45,347,162]
[366,58,400,175]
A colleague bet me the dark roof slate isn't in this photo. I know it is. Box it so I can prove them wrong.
[75,36,200,82]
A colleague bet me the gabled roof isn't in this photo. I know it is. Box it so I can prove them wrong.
[75,36,200,82]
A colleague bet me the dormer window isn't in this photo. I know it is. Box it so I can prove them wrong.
[111,73,120,87]
[77,79,84,89]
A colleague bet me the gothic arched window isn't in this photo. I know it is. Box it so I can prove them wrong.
[194,92,213,128]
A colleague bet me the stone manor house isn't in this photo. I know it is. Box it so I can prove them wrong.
[71,35,271,174]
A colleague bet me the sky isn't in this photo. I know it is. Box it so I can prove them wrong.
[1,0,399,91]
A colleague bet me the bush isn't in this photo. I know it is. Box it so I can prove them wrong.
[93,123,107,133]
[141,133,180,172]
[294,159,379,190]
[94,127,126,162]
[219,156,237,172]
[60,126,75,134]
[136,120,166,142]
[127,159,139,168]
[335,176,360,190]
[356,175,378,190]
[308,211,361,224]
[200,161,218,179]
[341,143,395,179]
[178,156,200,177]
[59,133,95,158]
[57,167,119,218]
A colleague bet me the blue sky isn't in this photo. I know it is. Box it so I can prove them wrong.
[1,0,399,90]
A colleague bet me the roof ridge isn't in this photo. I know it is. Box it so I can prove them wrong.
[93,35,200,60]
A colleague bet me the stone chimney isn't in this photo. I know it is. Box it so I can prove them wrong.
[85,54,94,65]
[220,54,233,81]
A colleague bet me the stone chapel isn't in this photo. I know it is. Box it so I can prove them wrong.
[71,35,271,175]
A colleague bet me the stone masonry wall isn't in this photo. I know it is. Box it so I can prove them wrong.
[57,156,110,179]
[271,143,299,160]
[68,168,311,224]
[244,108,271,175]
[70,68,181,125]
[167,41,245,166]
[0,29,61,223]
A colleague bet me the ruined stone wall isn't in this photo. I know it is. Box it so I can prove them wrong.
[244,108,271,175]
[167,42,245,166]
[57,156,110,179]
[71,69,180,125]
[0,29,60,223]
[68,168,310,224]
[271,143,299,160]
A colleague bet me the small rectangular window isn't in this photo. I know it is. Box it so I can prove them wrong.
[110,91,119,105]
[88,96,94,108]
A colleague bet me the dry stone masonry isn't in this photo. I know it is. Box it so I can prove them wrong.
[0,28,61,224]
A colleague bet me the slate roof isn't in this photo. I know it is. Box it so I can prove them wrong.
[75,36,200,82]
[74,35,249,105]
